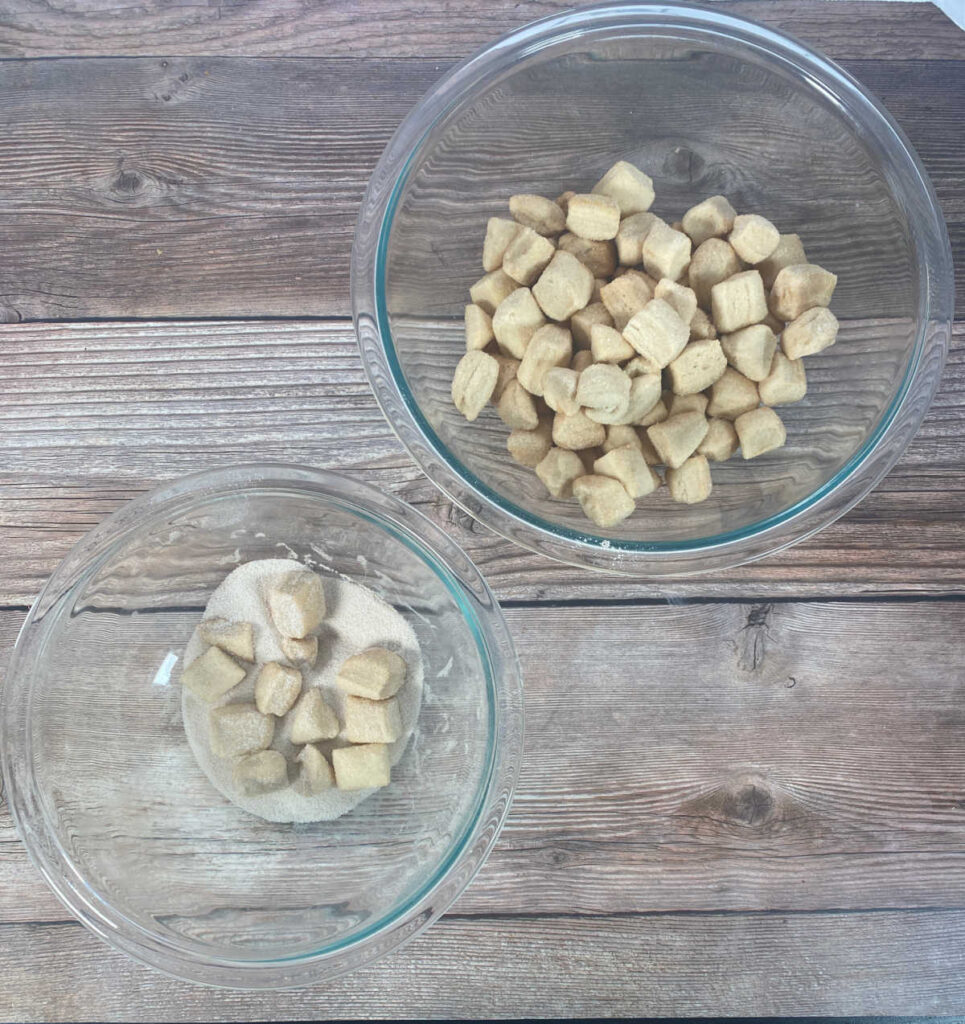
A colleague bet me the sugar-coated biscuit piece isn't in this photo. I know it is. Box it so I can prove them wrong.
[210,703,274,758]
[337,647,406,700]
[181,646,246,703]
[343,695,403,744]
[333,743,391,791]
[254,662,302,717]
[289,688,340,744]
[267,569,326,639]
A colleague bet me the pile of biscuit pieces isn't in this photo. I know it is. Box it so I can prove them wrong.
[180,567,408,795]
[452,160,838,528]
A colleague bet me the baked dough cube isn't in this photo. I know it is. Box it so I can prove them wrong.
[571,301,614,349]
[533,251,594,321]
[482,217,520,272]
[181,646,246,703]
[507,417,554,468]
[289,688,340,744]
[566,193,620,241]
[782,307,839,359]
[623,299,689,369]
[666,455,712,504]
[603,424,644,454]
[720,323,778,382]
[573,474,635,528]
[343,694,403,744]
[558,233,618,278]
[669,392,708,418]
[615,211,658,265]
[295,744,334,795]
[492,287,546,358]
[491,355,519,403]
[698,417,739,461]
[543,366,580,415]
[770,263,837,321]
[552,408,606,451]
[517,324,572,396]
[469,268,517,315]
[681,195,736,247]
[591,278,606,304]
[281,634,319,667]
[254,661,302,717]
[593,445,660,499]
[465,304,494,351]
[646,411,709,469]
[666,338,727,395]
[689,307,718,341]
[210,703,274,758]
[578,363,631,423]
[268,569,327,638]
[618,373,662,425]
[654,278,698,325]
[759,349,807,406]
[711,270,768,333]
[536,447,585,498]
[600,270,653,331]
[758,232,806,288]
[642,221,692,282]
[571,349,594,373]
[728,214,780,264]
[509,193,566,236]
[452,350,499,420]
[556,190,576,212]
[337,647,406,699]
[735,406,787,459]
[592,160,655,215]
[688,238,742,310]
[637,397,668,428]
[234,750,288,796]
[497,378,539,429]
[333,743,391,791]
[198,617,255,662]
[502,226,556,286]
[590,323,635,363]
[706,368,760,420]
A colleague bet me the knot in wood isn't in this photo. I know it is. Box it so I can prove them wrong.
[723,780,775,826]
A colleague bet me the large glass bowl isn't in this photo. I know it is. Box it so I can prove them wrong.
[353,2,953,575]
[0,465,523,988]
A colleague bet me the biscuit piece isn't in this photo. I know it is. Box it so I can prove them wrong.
[337,647,407,700]
[267,569,326,639]
[254,662,302,717]
[198,618,255,662]
[333,744,391,791]
[210,703,274,758]
[181,646,246,703]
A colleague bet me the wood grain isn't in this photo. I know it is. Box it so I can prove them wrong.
[6,910,965,1020]
[0,54,961,321]
[0,0,962,61]
[0,320,960,605]
[3,599,965,930]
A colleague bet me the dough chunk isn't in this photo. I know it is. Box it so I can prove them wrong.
[646,411,709,469]
[736,406,787,458]
[592,160,655,215]
[210,703,274,758]
[729,214,780,264]
[465,304,494,351]
[234,750,288,796]
[782,307,839,359]
[469,268,516,315]
[289,688,340,744]
[535,447,585,498]
[711,270,768,333]
[482,217,520,272]
[706,368,760,420]
[509,193,566,236]
[267,569,326,639]
[296,744,334,795]
[642,221,692,282]
[770,264,837,321]
[452,350,499,421]
[593,446,660,499]
[254,662,302,717]
[681,195,736,247]
[720,324,778,382]
[493,287,546,358]
[666,455,713,504]
[343,695,403,744]
[533,250,595,321]
[759,350,807,406]
[572,474,636,528]
[333,744,391,791]
[181,646,246,703]
[503,225,555,285]
[666,339,727,395]
[566,193,621,240]
[507,418,554,468]
[280,634,318,667]
[337,647,407,700]
[623,299,689,369]
[698,418,739,461]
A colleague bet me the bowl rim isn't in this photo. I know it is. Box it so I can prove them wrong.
[0,463,524,989]
[351,0,953,577]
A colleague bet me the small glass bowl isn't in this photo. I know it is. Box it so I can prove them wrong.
[0,464,523,988]
[353,2,953,575]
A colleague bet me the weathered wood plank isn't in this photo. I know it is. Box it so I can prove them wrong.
[0,320,960,604]
[5,910,965,1020]
[0,0,961,61]
[3,599,965,928]
[0,55,961,321]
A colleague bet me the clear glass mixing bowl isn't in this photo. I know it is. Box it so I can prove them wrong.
[0,465,523,988]
[353,2,953,575]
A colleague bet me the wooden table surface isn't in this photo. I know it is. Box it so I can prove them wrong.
[0,1,963,1019]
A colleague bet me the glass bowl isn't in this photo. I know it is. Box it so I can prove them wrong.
[353,1,953,576]
[0,464,523,988]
